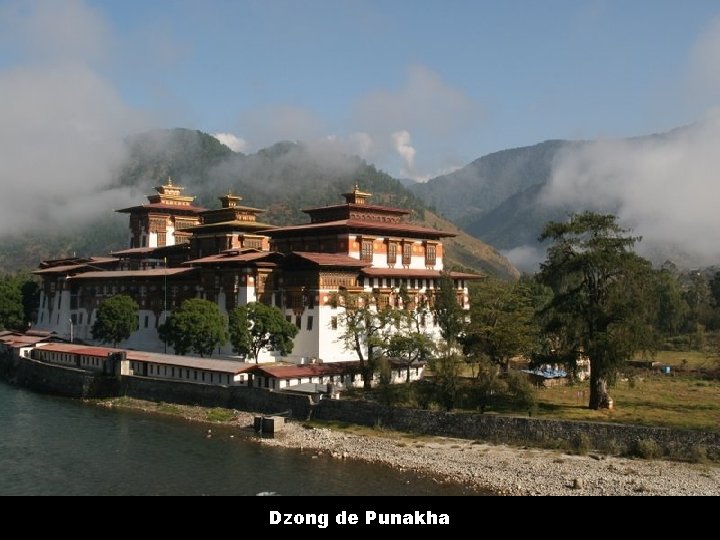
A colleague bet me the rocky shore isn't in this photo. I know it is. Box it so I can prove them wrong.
[258,420,719,496]
[98,398,720,496]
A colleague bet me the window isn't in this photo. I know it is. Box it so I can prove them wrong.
[295,316,302,329]
[331,316,338,330]
[387,242,397,264]
[361,239,374,262]
[286,315,292,323]
[307,316,314,331]
[144,315,149,328]
[402,242,412,265]
[425,244,437,266]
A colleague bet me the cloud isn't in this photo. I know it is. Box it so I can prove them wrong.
[0,0,110,65]
[392,130,417,178]
[501,245,547,274]
[540,111,720,265]
[0,1,148,236]
[352,64,481,137]
[688,15,720,105]
[213,132,247,153]
[348,65,481,180]
[224,65,481,180]
[238,105,327,150]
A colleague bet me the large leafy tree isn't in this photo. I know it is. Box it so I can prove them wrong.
[537,212,656,410]
[228,302,298,363]
[159,298,227,357]
[433,270,464,346]
[461,277,539,373]
[0,275,24,330]
[332,289,399,389]
[91,294,139,348]
[652,269,688,335]
[386,285,436,382]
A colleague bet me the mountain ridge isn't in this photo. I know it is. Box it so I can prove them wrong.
[0,128,518,279]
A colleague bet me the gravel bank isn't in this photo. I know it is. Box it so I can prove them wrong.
[257,420,720,496]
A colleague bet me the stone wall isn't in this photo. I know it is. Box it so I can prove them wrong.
[13,355,119,398]
[1,352,313,418]
[312,399,720,460]
[121,376,313,418]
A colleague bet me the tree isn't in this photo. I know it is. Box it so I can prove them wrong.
[228,302,298,363]
[159,298,227,357]
[387,332,435,383]
[386,285,436,382]
[0,275,24,330]
[461,278,538,374]
[466,357,504,413]
[709,271,720,309]
[20,277,40,326]
[537,212,656,410]
[428,348,463,411]
[332,289,398,389]
[91,294,139,348]
[652,269,688,335]
[433,271,464,346]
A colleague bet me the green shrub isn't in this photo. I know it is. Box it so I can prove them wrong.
[605,439,625,456]
[206,407,235,423]
[691,444,708,463]
[571,433,591,456]
[630,438,663,459]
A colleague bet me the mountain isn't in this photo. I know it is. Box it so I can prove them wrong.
[0,129,518,279]
[410,139,575,222]
[409,126,710,272]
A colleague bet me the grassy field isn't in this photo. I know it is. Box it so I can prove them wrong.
[532,374,720,431]
[447,349,720,431]
[651,350,717,370]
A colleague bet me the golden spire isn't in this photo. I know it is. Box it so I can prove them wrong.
[343,183,372,205]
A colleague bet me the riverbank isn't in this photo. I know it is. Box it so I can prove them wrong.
[96,397,720,496]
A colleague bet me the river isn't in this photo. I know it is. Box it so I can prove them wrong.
[0,382,476,496]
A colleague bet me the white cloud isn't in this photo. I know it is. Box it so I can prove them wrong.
[239,105,326,150]
[0,1,148,236]
[688,16,720,104]
[213,132,247,153]
[226,64,481,180]
[392,130,417,178]
[541,111,720,265]
[0,0,110,66]
[352,64,481,137]
[501,245,547,274]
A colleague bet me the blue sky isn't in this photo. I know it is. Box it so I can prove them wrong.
[3,0,720,183]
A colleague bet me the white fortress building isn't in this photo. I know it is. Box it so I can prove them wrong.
[34,182,477,363]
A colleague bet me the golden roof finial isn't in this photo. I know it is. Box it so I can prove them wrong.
[167,175,173,186]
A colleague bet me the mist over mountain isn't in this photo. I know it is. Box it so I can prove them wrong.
[410,116,720,272]
[0,128,518,279]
